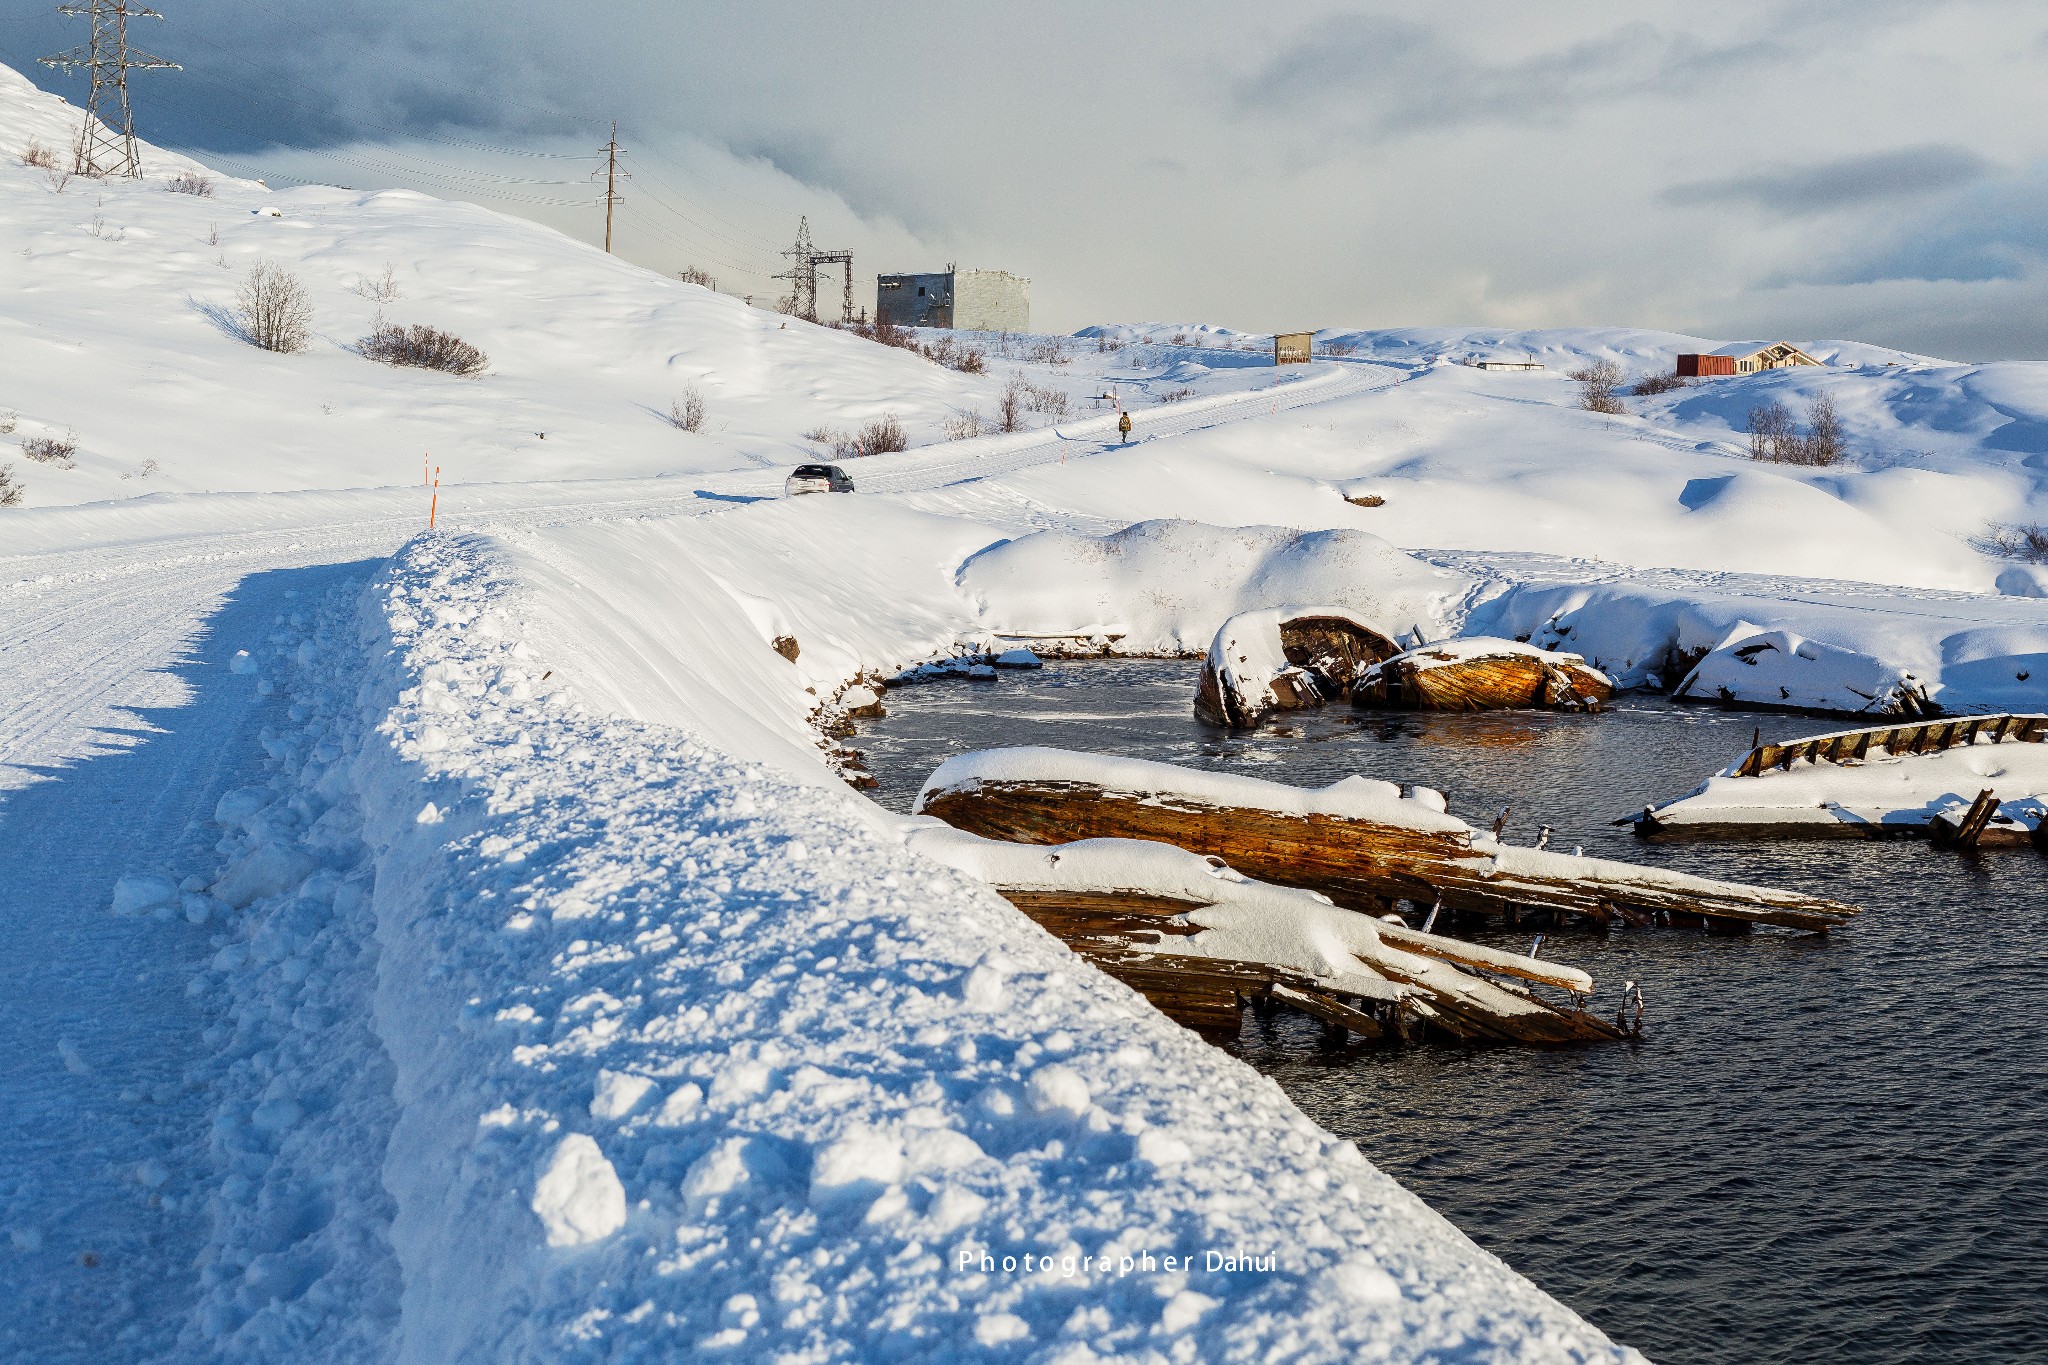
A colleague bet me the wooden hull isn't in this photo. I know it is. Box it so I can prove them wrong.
[994,888,1625,1045]
[1354,651,1614,712]
[921,780,1858,933]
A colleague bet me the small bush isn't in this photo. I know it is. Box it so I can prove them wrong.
[351,263,400,304]
[801,425,834,445]
[675,265,715,289]
[943,410,985,441]
[165,171,213,197]
[1983,522,2048,564]
[0,464,22,507]
[854,413,907,456]
[360,322,487,375]
[237,260,313,353]
[1569,360,1627,415]
[997,379,1025,433]
[1156,386,1195,404]
[669,387,706,432]
[1027,337,1068,365]
[20,139,55,169]
[23,431,78,467]
[0,410,15,434]
[1631,371,1689,396]
[46,164,71,193]
[1747,393,1842,466]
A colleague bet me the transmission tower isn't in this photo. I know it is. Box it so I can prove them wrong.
[40,1,179,178]
[774,216,855,323]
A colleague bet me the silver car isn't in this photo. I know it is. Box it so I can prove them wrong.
[784,463,856,496]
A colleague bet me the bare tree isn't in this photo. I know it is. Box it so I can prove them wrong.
[1568,360,1627,415]
[237,260,314,353]
[675,265,715,289]
[351,263,401,303]
[1746,401,1794,461]
[669,386,707,432]
[1800,390,1843,466]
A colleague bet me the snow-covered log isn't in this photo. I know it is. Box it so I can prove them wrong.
[916,748,1859,933]
[1638,713,2048,844]
[1194,608,1401,728]
[1352,638,1613,712]
[906,827,1623,1045]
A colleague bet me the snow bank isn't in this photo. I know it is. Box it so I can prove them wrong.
[918,747,1467,834]
[317,532,1632,1361]
[1475,576,2048,715]
[958,520,1473,653]
[1648,731,2048,834]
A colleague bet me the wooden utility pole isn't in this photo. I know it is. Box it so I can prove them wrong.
[595,122,627,253]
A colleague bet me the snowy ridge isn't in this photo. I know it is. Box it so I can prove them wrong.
[285,531,1634,1360]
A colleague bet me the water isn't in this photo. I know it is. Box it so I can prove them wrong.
[852,660,2048,1365]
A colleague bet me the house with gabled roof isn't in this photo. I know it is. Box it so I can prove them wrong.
[1675,341,1822,377]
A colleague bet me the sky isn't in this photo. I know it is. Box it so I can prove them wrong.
[7,1,2048,358]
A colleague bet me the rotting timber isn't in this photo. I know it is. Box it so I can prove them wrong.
[993,889,1626,1045]
[917,753,1858,935]
[1352,641,1614,713]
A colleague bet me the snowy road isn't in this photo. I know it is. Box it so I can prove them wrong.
[0,357,1406,1357]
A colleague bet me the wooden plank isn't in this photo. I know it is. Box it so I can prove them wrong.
[930,779,1858,932]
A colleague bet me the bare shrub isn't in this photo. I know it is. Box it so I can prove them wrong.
[801,425,835,445]
[0,464,22,508]
[1631,371,1689,396]
[0,411,15,434]
[669,387,706,432]
[22,431,78,467]
[1026,337,1068,365]
[359,322,487,375]
[1747,401,1794,461]
[1022,381,1069,419]
[1569,360,1627,415]
[46,163,71,193]
[1321,340,1358,357]
[1746,394,1842,466]
[675,265,716,289]
[21,139,55,169]
[351,263,400,303]
[1156,386,1196,404]
[165,171,213,197]
[947,345,986,374]
[1801,390,1843,466]
[997,379,1025,433]
[943,410,985,441]
[237,260,314,353]
[1983,522,2048,563]
[854,413,907,455]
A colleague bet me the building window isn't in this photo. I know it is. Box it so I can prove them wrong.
[917,286,926,296]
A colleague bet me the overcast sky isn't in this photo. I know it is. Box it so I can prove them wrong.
[8,1,2048,357]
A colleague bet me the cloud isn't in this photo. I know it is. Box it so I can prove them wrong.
[1236,14,1789,136]
[1662,145,1994,217]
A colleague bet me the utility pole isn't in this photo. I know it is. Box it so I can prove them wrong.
[594,122,627,253]
[40,1,179,178]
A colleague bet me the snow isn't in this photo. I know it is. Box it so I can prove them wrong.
[20,44,2048,1360]
[918,747,1470,833]
[1647,729,2048,833]
[1394,636,1596,672]
[960,520,1473,653]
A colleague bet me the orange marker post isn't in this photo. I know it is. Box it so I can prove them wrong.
[428,466,440,529]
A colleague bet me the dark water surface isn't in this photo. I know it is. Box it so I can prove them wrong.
[853,660,2048,1365]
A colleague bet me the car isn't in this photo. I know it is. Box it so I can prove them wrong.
[784,463,856,496]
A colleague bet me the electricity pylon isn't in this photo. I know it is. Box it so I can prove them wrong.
[40,1,179,178]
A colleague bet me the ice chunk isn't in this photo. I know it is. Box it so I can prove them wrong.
[110,874,179,917]
[532,1134,627,1247]
[211,844,318,909]
[589,1069,657,1121]
[1025,1064,1091,1117]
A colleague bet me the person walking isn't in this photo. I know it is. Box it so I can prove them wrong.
[1117,410,1133,445]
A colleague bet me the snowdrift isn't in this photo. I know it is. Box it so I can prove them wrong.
[187,531,1628,1361]
[959,520,1474,654]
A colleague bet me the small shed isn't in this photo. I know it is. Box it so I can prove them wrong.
[1676,341,1821,378]
[1275,331,1314,365]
